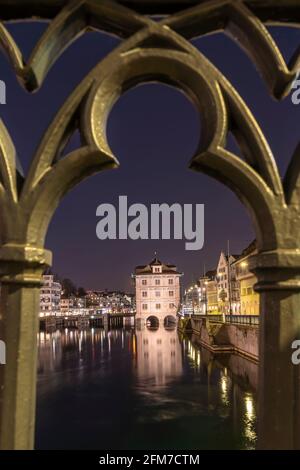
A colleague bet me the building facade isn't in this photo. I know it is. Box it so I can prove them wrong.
[133,257,182,327]
[183,284,201,315]
[204,271,219,314]
[216,252,240,314]
[40,275,62,317]
[234,241,259,315]
[60,297,70,314]
[85,290,101,306]
[97,291,135,314]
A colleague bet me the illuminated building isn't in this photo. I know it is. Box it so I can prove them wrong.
[133,256,182,327]
[216,251,240,314]
[205,271,219,314]
[60,297,71,314]
[39,275,62,317]
[233,241,259,315]
[183,283,200,315]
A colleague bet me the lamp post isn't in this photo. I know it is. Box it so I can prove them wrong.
[204,281,208,315]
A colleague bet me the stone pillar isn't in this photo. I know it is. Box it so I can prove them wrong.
[251,252,300,449]
[0,244,51,449]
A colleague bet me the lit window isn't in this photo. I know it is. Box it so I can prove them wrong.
[156,304,161,310]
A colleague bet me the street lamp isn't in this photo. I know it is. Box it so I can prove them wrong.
[204,281,208,314]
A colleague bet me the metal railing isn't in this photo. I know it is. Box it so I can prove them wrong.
[191,314,223,322]
[225,315,259,326]
[191,313,259,326]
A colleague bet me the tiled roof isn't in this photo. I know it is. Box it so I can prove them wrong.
[205,269,217,279]
[135,257,181,275]
[234,239,257,261]
[149,257,162,265]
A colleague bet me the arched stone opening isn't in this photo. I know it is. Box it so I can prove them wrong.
[163,315,177,329]
[146,315,160,330]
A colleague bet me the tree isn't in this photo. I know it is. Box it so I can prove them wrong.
[61,278,77,297]
[219,289,227,303]
[77,287,86,298]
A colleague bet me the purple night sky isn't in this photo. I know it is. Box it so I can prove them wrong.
[0,22,299,291]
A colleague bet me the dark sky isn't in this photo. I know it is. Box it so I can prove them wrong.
[0,22,299,292]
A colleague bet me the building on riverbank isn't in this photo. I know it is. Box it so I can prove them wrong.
[40,275,62,317]
[233,241,259,315]
[216,251,240,314]
[183,283,201,315]
[133,256,182,327]
[204,271,219,314]
[183,241,260,317]
[97,290,135,314]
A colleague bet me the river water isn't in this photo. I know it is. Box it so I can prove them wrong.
[35,327,257,450]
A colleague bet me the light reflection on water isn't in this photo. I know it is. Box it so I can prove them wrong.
[36,327,257,450]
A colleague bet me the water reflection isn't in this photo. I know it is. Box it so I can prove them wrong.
[181,336,257,450]
[244,393,256,443]
[136,327,182,385]
[220,370,230,407]
[36,326,257,450]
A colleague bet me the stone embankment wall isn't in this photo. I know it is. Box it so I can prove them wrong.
[179,317,259,361]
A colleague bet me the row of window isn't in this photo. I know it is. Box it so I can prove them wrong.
[143,338,176,345]
[142,278,174,285]
[142,303,175,310]
[241,300,259,315]
[142,290,174,297]
[41,290,61,295]
[218,283,227,290]
[241,287,254,296]
[143,351,176,359]
[41,305,60,310]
